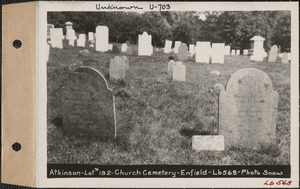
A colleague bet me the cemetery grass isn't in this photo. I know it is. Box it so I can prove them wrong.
[47,42,290,165]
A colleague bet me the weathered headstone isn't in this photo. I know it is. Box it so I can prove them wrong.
[121,43,128,53]
[211,43,225,64]
[173,61,186,82]
[178,43,189,61]
[50,28,64,49]
[122,55,129,70]
[61,66,116,138]
[126,46,133,55]
[195,41,210,63]
[192,135,224,151]
[109,56,125,80]
[77,34,86,47]
[138,31,152,56]
[236,50,240,55]
[281,52,289,64]
[173,41,181,54]
[224,45,231,55]
[268,45,279,62]
[243,49,249,55]
[167,60,175,79]
[112,45,119,53]
[164,40,172,53]
[219,68,278,149]
[96,26,109,52]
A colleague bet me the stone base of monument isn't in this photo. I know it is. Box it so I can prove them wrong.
[192,135,224,151]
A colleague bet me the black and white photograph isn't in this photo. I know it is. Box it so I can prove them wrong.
[37,1,298,187]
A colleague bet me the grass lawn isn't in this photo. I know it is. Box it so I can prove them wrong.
[47,41,290,165]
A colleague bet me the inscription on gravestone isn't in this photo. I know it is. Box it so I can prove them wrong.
[62,66,116,139]
[219,68,278,149]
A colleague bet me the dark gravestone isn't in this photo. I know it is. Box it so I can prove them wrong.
[112,45,119,53]
[219,68,278,149]
[61,66,116,139]
[126,46,133,55]
[178,43,189,61]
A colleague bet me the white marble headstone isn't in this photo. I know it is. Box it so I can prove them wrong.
[164,40,172,54]
[195,41,210,63]
[50,28,64,49]
[211,43,225,64]
[224,46,231,55]
[77,34,86,47]
[189,44,195,56]
[88,32,94,41]
[138,31,152,56]
[121,43,128,53]
[96,26,109,52]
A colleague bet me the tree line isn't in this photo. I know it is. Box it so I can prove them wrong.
[48,11,291,52]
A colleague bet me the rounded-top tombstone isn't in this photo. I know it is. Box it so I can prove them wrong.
[178,43,189,61]
[219,68,278,149]
[61,66,116,139]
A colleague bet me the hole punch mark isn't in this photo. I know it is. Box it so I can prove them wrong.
[12,142,21,152]
[13,40,22,49]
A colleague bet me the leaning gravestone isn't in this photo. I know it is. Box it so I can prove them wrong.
[219,68,278,149]
[178,43,189,61]
[61,66,116,139]
[281,52,288,64]
[268,45,278,62]
[173,61,186,81]
[109,56,125,80]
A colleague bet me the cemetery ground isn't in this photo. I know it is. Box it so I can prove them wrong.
[47,42,290,165]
